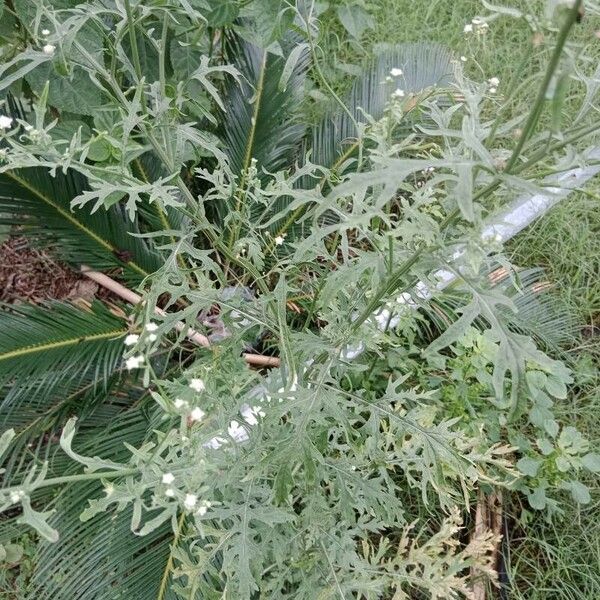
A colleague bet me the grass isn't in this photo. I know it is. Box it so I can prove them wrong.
[319,1,600,597]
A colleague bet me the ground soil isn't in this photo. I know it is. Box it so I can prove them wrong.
[0,236,103,304]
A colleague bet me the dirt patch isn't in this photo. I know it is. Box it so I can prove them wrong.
[0,237,100,304]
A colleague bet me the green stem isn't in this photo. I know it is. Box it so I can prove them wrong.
[3,468,139,494]
[156,511,186,600]
[124,0,143,82]
[504,0,583,173]
[302,1,358,132]
[227,51,268,250]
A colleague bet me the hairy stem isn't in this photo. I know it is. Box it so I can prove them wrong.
[3,468,140,495]
[123,0,143,82]
[504,0,583,172]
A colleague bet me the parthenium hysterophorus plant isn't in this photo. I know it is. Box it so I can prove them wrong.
[0,0,599,597]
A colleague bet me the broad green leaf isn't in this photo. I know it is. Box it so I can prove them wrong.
[564,480,591,504]
[517,456,542,477]
[545,375,567,399]
[170,38,205,79]
[536,438,554,456]
[528,486,547,510]
[581,453,600,473]
[207,1,239,27]
[26,64,105,116]
[274,464,292,504]
[0,543,24,564]
[0,50,52,94]
[336,4,374,39]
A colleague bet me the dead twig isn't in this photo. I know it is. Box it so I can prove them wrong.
[80,265,280,368]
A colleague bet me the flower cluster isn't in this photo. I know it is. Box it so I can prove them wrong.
[487,76,499,94]
[159,472,212,515]
[123,322,160,370]
[0,115,13,130]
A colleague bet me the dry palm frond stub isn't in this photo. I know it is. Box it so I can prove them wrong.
[470,490,504,600]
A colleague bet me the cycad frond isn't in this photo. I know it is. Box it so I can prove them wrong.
[220,35,309,181]
[0,301,129,430]
[310,42,454,176]
[0,167,161,283]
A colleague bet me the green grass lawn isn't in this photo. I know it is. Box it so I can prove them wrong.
[321,1,600,597]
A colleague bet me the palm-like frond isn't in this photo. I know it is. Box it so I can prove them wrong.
[0,301,129,431]
[309,42,454,176]
[0,167,161,284]
[221,35,309,181]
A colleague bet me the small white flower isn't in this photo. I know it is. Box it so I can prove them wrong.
[10,490,22,503]
[184,493,197,510]
[146,333,157,343]
[189,378,205,392]
[392,88,405,99]
[390,68,403,77]
[124,334,139,346]
[464,23,473,33]
[104,484,115,497]
[385,75,393,82]
[0,115,13,130]
[162,472,175,485]
[174,398,187,409]
[165,488,175,497]
[472,17,484,25]
[145,322,158,332]
[494,233,502,243]
[125,355,144,370]
[204,436,226,449]
[274,235,286,246]
[488,77,500,87]
[41,29,50,36]
[489,87,497,94]
[460,55,467,62]
[241,404,265,426]
[42,44,55,55]
[228,420,249,442]
[24,124,33,132]
[189,407,205,422]
[197,504,208,516]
